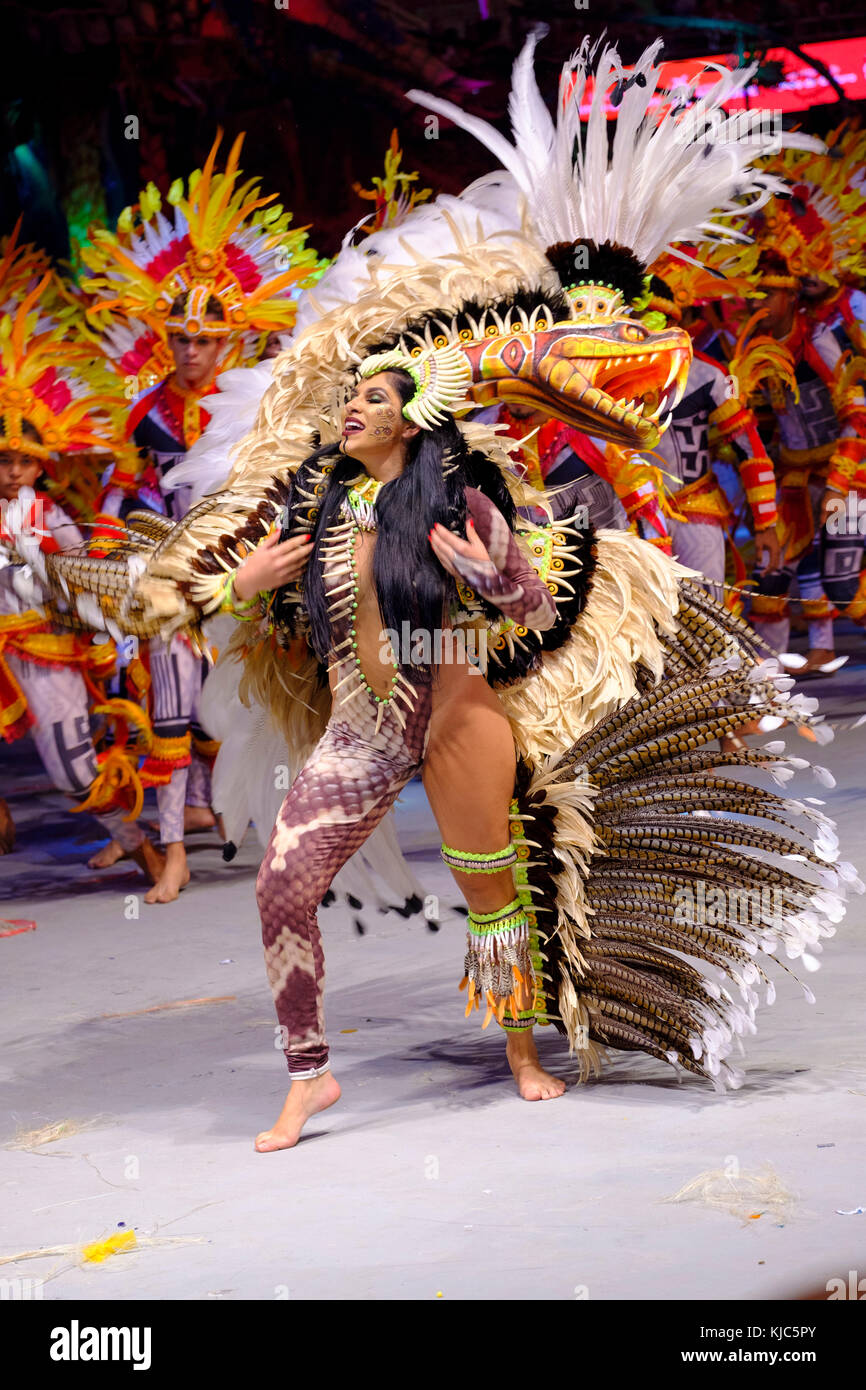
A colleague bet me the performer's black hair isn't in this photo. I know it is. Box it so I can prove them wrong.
[168,292,226,322]
[285,368,516,680]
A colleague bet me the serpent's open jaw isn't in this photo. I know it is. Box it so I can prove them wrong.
[463,321,693,449]
[561,337,693,447]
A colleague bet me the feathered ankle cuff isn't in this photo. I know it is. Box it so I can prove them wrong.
[461,897,535,1027]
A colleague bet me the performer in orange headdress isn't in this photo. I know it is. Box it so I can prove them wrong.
[722,139,866,672]
[0,229,157,874]
[78,133,325,901]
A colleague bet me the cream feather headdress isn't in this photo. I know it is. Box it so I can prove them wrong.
[356,342,473,427]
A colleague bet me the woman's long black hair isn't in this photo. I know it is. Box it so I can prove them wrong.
[274,369,516,680]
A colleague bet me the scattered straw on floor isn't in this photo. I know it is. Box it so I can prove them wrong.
[662,1164,798,1224]
[6,1118,107,1151]
[0,1234,205,1274]
[100,996,236,1019]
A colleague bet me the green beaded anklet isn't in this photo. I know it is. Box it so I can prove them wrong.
[466,897,527,937]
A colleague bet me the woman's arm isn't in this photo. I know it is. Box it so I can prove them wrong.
[231,529,314,606]
[429,486,557,631]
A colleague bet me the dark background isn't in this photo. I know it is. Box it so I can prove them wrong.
[3,0,865,264]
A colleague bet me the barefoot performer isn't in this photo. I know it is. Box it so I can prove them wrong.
[81,132,324,901]
[9,35,859,1147]
[232,361,568,1146]
[0,235,160,877]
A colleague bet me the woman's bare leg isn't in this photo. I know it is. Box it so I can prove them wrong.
[423,676,565,1100]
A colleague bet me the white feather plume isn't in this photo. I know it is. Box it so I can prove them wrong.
[407,30,823,269]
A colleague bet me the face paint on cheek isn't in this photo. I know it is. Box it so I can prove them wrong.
[371,404,397,438]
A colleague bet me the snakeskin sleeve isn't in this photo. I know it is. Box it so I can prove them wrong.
[453,487,557,631]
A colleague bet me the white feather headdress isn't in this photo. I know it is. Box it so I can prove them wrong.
[407,26,822,273]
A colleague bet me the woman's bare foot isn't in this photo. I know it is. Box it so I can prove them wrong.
[89,838,166,885]
[130,839,167,885]
[88,839,126,870]
[720,718,763,754]
[505,1031,566,1101]
[144,842,190,903]
[255,1072,342,1152]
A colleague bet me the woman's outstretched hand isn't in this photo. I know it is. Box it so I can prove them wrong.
[428,519,496,581]
[234,528,314,601]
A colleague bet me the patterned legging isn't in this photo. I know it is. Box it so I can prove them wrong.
[148,634,211,842]
[752,482,865,651]
[256,687,432,1078]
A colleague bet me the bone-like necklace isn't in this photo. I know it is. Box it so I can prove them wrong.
[341,474,382,530]
[323,503,417,734]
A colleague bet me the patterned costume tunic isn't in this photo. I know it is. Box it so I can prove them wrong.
[101,377,221,839]
[752,318,866,651]
[0,497,145,852]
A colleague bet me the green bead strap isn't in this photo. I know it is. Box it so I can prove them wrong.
[510,796,549,1026]
[441,843,517,873]
[467,895,523,923]
[499,1010,536,1031]
[467,898,527,937]
[219,570,264,621]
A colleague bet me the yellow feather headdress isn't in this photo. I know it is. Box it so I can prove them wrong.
[743,130,866,291]
[0,236,132,518]
[80,131,328,383]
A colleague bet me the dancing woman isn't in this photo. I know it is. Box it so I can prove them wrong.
[231,362,568,1151]
[9,31,857,1154]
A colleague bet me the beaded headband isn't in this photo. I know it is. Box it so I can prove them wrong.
[0,416,51,460]
[759,273,799,291]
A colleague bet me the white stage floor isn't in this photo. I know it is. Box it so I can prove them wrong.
[2,638,865,1302]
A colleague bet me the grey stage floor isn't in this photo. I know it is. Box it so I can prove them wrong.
[1,632,865,1302]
